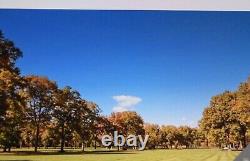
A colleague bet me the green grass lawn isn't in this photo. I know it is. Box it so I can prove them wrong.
[0,149,240,161]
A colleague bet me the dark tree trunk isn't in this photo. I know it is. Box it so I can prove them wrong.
[94,135,97,149]
[206,138,209,147]
[242,133,247,148]
[60,123,65,152]
[3,146,7,152]
[34,124,40,152]
[240,125,247,148]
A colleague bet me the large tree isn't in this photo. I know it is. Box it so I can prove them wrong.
[109,111,144,136]
[200,77,250,149]
[108,111,144,150]
[73,101,100,151]
[0,31,24,152]
[24,75,57,152]
[199,91,238,148]
[0,30,23,125]
[234,77,250,147]
[53,86,81,152]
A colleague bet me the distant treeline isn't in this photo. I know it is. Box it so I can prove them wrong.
[0,30,249,152]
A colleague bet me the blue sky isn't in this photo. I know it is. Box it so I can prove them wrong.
[0,10,250,126]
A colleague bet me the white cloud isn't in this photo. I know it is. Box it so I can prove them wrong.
[112,95,142,112]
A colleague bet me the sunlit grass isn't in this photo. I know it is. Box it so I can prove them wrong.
[0,148,240,161]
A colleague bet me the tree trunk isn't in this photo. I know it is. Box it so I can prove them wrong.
[117,139,120,151]
[206,138,209,147]
[81,142,85,152]
[239,141,243,149]
[242,133,247,148]
[3,146,7,152]
[74,141,76,149]
[60,123,65,152]
[240,126,247,148]
[34,124,40,152]
[94,136,97,149]
[8,146,11,152]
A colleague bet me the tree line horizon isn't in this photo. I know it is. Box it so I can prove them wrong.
[0,30,249,153]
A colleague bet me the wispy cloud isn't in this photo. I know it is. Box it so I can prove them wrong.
[112,95,142,112]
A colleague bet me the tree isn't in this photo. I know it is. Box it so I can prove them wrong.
[144,123,160,149]
[40,121,60,148]
[53,86,81,152]
[0,31,24,152]
[24,75,57,152]
[109,111,144,136]
[0,30,23,126]
[95,116,115,148]
[234,77,250,147]
[73,101,100,151]
[161,125,180,149]
[109,111,144,150]
[177,126,197,148]
[199,76,250,149]
[199,91,238,148]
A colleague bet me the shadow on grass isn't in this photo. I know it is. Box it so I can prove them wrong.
[85,151,137,155]
[0,150,137,156]
[0,160,32,161]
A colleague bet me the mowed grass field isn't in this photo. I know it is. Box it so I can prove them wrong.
[0,149,240,161]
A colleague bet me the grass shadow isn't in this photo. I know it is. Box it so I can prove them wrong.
[84,150,137,155]
[0,160,32,161]
[0,150,137,156]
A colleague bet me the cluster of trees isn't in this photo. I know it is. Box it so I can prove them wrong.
[0,31,146,152]
[144,124,204,149]
[199,78,250,149]
[143,78,250,150]
[0,31,102,152]
[0,31,249,152]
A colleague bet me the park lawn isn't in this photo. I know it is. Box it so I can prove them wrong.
[0,149,240,161]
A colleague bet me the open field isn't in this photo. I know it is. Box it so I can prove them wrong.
[0,149,240,161]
